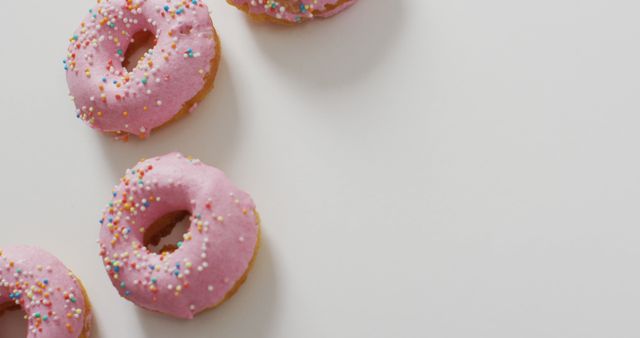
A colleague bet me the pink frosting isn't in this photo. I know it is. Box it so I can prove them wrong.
[98,153,260,319]
[0,246,90,338]
[65,0,218,138]
[228,0,357,23]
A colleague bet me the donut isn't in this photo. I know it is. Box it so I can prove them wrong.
[0,246,92,338]
[226,0,357,24]
[64,0,221,140]
[98,153,260,319]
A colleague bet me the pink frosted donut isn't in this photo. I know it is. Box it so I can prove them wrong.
[65,0,220,139]
[227,0,357,24]
[0,246,91,338]
[98,153,260,319]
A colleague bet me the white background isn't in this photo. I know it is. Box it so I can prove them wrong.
[1,0,640,337]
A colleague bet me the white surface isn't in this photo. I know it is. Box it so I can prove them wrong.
[1,0,640,337]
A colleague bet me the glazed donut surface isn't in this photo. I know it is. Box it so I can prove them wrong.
[65,0,220,138]
[227,0,357,23]
[98,153,260,319]
[0,246,91,338]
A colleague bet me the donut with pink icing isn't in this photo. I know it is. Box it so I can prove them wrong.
[65,0,220,139]
[98,153,260,319]
[227,0,357,23]
[0,246,92,338]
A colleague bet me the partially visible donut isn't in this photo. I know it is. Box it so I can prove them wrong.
[227,0,357,24]
[0,246,92,338]
[65,0,221,139]
[98,153,260,319]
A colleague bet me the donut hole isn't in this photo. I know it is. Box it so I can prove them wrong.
[143,210,191,254]
[123,30,157,72]
[0,302,26,336]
